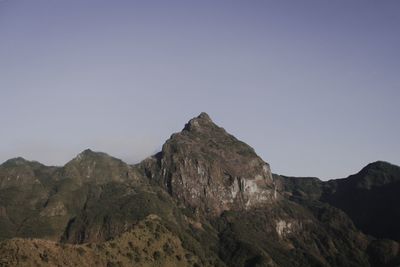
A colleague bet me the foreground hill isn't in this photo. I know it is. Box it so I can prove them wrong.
[0,215,200,267]
[0,113,399,267]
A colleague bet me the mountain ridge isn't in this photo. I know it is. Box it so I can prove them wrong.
[0,112,399,267]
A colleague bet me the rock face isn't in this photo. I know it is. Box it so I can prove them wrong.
[143,112,277,216]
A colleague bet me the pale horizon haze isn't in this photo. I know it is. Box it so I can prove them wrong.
[1,0,399,180]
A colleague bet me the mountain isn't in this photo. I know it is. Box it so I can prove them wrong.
[0,112,399,267]
[322,161,400,242]
[141,112,277,216]
[278,161,400,243]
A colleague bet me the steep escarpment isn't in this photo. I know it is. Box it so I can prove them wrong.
[141,112,277,216]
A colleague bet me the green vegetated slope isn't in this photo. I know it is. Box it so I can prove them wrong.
[0,113,400,267]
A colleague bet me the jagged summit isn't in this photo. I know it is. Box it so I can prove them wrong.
[183,112,217,132]
[179,113,246,147]
[197,111,212,121]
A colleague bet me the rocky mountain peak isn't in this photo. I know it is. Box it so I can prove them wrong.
[143,113,278,216]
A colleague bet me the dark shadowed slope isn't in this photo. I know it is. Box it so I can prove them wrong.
[322,161,400,241]
[278,161,400,242]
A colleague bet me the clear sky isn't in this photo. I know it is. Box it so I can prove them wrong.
[0,0,399,179]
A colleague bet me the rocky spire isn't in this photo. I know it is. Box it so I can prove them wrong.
[145,113,278,216]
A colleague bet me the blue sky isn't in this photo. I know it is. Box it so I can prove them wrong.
[0,0,399,179]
